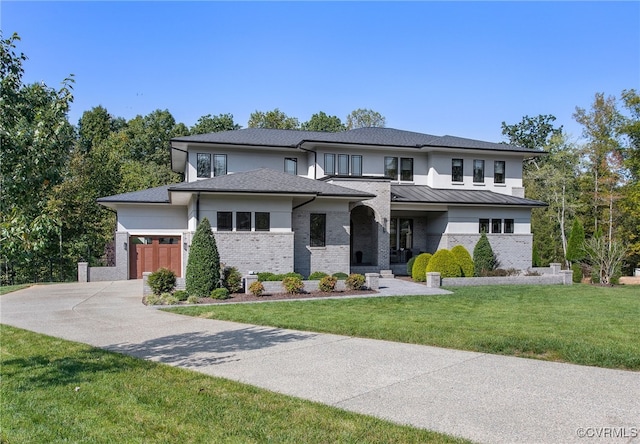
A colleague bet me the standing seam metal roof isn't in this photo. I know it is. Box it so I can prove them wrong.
[391,184,547,207]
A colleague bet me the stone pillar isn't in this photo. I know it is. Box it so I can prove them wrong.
[142,272,152,297]
[245,274,258,294]
[426,272,441,288]
[365,273,379,290]
[550,263,561,275]
[560,270,573,285]
[78,262,88,282]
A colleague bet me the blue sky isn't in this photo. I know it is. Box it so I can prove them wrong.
[3,1,639,143]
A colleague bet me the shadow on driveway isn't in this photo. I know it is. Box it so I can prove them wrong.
[106,327,317,368]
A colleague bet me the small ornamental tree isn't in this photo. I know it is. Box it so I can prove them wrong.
[185,217,220,297]
[426,249,462,278]
[451,245,474,277]
[411,253,432,282]
[473,233,497,277]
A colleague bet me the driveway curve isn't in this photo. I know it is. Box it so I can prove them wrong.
[2,280,639,444]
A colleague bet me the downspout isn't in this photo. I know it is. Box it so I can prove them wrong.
[196,192,201,224]
[296,141,318,179]
[292,196,317,210]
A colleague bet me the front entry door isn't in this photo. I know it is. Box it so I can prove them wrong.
[129,236,181,279]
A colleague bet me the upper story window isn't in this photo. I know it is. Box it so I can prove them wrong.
[338,154,349,175]
[324,154,335,175]
[385,157,413,181]
[214,154,227,176]
[452,159,463,182]
[197,153,211,178]
[473,159,485,183]
[504,219,514,234]
[351,155,362,176]
[494,161,505,184]
[284,157,297,175]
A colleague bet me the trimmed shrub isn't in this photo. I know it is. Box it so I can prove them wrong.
[147,268,176,295]
[473,232,498,277]
[571,263,583,283]
[451,245,474,277]
[186,295,199,304]
[258,272,304,281]
[145,294,162,305]
[345,273,365,290]
[318,275,337,292]
[173,290,188,301]
[411,253,432,282]
[221,266,242,293]
[332,272,348,280]
[249,281,264,296]
[211,288,230,300]
[257,272,275,282]
[282,276,304,294]
[406,256,417,276]
[186,218,220,297]
[308,271,329,280]
[426,249,462,278]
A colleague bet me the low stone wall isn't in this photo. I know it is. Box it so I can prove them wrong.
[244,273,379,294]
[425,263,573,288]
[78,262,127,282]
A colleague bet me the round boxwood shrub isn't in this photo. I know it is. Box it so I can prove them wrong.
[147,268,176,295]
[406,256,417,276]
[318,275,337,292]
[186,217,220,297]
[282,276,304,294]
[426,249,462,278]
[211,288,230,300]
[332,272,348,280]
[308,271,329,280]
[173,289,188,301]
[411,253,432,282]
[345,273,365,290]
[451,245,474,277]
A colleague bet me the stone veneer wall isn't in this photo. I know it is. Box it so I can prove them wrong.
[439,233,533,271]
[82,232,129,281]
[292,209,350,277]
[210,232,294,276]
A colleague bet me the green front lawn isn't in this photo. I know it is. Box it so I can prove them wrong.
[0,325,466,443]
[169,285,640,370]
[0,284,30,295]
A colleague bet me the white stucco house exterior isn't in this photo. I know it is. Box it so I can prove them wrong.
[94,127,545,281]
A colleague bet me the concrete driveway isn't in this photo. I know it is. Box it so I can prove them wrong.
[1,280,638,443]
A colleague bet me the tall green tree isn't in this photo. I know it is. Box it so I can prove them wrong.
[566,219,586,264]
[185,218,220,297]
[345,108,386,129]
[191,113,240,134]
[301,111,345,132]
[248,108,299,129]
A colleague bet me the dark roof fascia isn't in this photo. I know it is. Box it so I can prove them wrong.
[418,143,544,155]
[168,188,374,199]
[171,140,302,150]
[299,140,423,150]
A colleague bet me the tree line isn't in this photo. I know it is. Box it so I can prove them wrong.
[1,32,638,284]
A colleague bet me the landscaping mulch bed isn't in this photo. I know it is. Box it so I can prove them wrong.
[196,289,378,304]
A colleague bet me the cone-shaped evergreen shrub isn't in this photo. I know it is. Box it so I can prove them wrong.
[411,253,432,282]
[566,219,586,263]
[473,232,497,276]
[426,249,462,277]
[186,217,220,297]
[451,245,474,277]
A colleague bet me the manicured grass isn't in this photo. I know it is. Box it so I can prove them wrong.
[0,325,466,444]
[169,285,640,370]
[0,284,30,295]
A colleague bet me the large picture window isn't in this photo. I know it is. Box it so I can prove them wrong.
[310,213,326,247]
[452,159,463,182]
[213,154,227,176]
[494,161,505,184]
[197,153,211,178]
[473,159,485,183]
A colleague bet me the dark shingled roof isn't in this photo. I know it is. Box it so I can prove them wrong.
[173,127,538,153]
[98,169,374,204]
[391,184,547,207]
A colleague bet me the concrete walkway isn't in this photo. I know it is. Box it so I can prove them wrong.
[1,280,638,443]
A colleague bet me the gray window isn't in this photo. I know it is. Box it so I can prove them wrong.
[324,153,335,175]
[217,212,232,231]
[213,154,227,176]
[479,219,490,233]
[197,153,211,178]
[338,154,349,175]
[452,159,463,182]
[494,161,505,184]
[491,219,502,233]
[236,212,251,231]
[285,158,297,175]
[384,157,398,179]
[255,212,270,231]
[473,159,485,183]
[351,155,362,176]
[504,219,514,234]
[400,158,413,181]
[310,213,326,247]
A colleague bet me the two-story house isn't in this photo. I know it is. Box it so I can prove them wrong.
[97,127,546,280]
